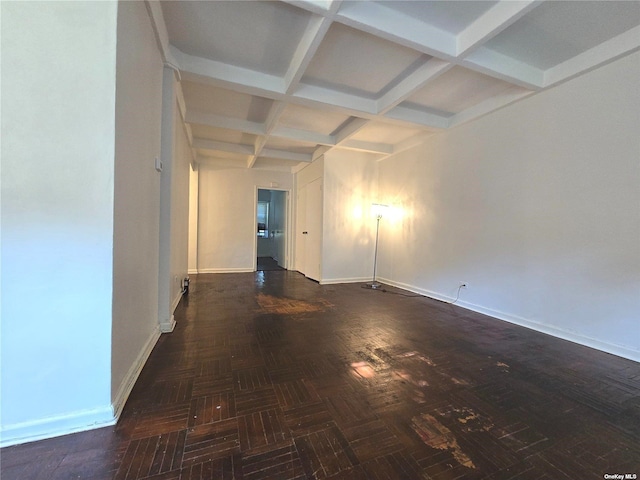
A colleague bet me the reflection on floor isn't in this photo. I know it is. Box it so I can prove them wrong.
[2,271,639,479]
[257,256,284,271]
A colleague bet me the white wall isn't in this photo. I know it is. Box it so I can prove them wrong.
[188,165,199,274]
[294,158,324,273]
[157,70,191,333]
[197,166,293,272]
[169,93,191,312]
[111,0,164,415]
[1,2,118,445]
[378,51,640,361]
[322,151,379,283]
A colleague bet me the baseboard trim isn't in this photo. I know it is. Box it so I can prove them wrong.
[0,405,115,448]
[111,326,162,421]
[378,277,640,363]
[160,314,176,333]
[197,267,254,274]
[320,276,371,285]
[188,269,198,275]
[171,290,182,314]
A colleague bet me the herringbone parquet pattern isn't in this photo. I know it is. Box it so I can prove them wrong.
[2,271,639,479]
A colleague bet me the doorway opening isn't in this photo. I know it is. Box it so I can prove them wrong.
[256,188,289,271]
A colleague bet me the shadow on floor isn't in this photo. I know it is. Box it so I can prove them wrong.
[257,256,284,271]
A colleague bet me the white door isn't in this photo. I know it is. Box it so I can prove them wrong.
[295,185,306,272]
[302,178,322,281]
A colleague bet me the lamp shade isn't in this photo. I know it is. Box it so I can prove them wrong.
[371,203,389,219]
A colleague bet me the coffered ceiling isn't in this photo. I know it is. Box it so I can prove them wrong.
[147,0,640,171]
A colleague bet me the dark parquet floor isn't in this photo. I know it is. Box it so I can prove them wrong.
[2,271,639,479]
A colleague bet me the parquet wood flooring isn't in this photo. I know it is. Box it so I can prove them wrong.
[2,271,639,479]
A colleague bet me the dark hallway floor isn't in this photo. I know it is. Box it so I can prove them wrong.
[2,271,639,479]
[257,257,284,271]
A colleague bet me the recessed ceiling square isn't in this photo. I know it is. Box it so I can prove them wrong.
[253,158,300,169]
[403,66,529,114]
[483,1,640,70]
[374,0,499,34]
[302,22,425,97]
[182,82,272,122]
[278,104,350,136]
[161,1,313,76]
[264,137,316,154]
[190,125,257,146]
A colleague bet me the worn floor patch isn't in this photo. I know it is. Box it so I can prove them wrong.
[436,406,494,433]
[411,413,476,469]
[256,293,333,315]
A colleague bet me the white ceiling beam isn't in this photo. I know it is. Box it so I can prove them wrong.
[456,1,542,57]
[197,156,248,169]
[284,15,334,93]
[339,139,393,155]
[270,126,334,146]
[260,148,313,163]
[171,47,286,98]
[392,132,434,155]
[544,25,640,88]
[448,88,535,128]
[374,131,434,162]
[377,58,453,114]
[335,1,457,59]
[192,138,255,156]
[333,117,369,144]
[293,83,378,115]
[281,0,336,17]
[383,105,450,130]
[249,136,268,168]
[263,101,287,134]
[312,145,331,161]
[144,0,178,66]
[461,48,544,90]
[185,110,264,136]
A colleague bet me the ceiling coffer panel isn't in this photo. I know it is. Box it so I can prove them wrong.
[153,0,640,172]
[161,0,314,76]
[301,22,428,98]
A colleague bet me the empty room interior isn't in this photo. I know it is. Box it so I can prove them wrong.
[1,1,639,479]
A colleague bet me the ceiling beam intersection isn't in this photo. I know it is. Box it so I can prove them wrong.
[376,58,454,115]
[456,1,542,57]
[283,2,342,93]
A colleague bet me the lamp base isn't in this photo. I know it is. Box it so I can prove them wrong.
[364,281,383,290]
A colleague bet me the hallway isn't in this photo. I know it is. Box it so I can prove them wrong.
[2,272,639,479]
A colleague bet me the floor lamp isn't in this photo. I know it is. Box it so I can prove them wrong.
[365,203,388,289]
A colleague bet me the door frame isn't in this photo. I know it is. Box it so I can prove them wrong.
[253,186,292,271]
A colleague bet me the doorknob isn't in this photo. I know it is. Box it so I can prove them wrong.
[302,231,308,234]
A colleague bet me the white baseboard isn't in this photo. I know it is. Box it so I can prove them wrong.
[320,276,371,285]
[378,277,640,363]
[0,405,115,448]
[171,290,183,314]
[111,326,162,420]
[197,267,254,273]
[160,314,176,333]
[188,269,198,275]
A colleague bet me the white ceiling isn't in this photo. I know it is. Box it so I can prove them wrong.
[149,0,640,172]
